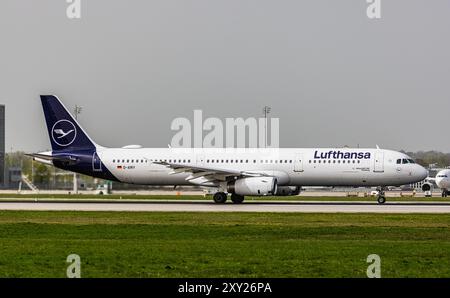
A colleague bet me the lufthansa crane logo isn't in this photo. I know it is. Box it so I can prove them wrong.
[52,120,77,147]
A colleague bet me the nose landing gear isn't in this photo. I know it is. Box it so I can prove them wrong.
[376,187,386,204]
[442,189,448,198]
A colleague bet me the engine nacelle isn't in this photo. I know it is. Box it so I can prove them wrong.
[274,186,301,196]
[422,182,433,192]
[227,177,277,196]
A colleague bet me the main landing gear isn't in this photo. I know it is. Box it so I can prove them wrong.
[376,187,386,204]
[231,193,245,204]
[213,192,227,204]
[213,192,245,204]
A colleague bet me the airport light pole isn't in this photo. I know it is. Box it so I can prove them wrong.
[73,105,82,194]
[263,106,271,148]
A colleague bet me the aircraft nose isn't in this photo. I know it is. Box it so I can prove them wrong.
[416,165,428,181]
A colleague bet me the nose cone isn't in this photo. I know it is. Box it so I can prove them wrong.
[417,166,428,181]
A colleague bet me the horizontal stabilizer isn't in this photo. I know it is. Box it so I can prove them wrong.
[26,153,79,165]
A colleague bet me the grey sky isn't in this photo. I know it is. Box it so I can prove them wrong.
[1,0,449,153]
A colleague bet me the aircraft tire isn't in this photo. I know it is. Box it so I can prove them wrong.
[213,192,228,204]
[231,194,245,204]
[377,196,386,204]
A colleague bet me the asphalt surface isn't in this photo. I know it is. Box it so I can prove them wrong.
[1,200,450,213]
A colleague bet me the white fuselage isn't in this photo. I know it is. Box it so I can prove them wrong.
[95,147,428,187]
[435,169,450,190]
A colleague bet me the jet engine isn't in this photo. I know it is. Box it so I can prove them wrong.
[227,177,277,196]
[422,182,433,192]
[274,186,301,196]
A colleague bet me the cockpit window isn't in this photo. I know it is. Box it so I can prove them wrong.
[402,159,409,164]
[408,159,415,164]
[397,159,401,164]
[438,175,448,178]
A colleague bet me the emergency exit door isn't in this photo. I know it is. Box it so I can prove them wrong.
[294,154,304,172]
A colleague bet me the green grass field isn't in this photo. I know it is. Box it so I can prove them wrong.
[0,211,449,277]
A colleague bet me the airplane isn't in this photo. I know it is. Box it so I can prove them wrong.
[422,169,450,197]
[27,95,429,204]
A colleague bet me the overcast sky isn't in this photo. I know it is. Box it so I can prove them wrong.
[1,0,449,152]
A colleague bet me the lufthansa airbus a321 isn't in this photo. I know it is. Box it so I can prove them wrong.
[28,95,428,204]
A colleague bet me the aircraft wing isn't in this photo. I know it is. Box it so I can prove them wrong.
[152,161,268,184]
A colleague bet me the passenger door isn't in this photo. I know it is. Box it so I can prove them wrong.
[373,151,384,173]
[92,152,102,172]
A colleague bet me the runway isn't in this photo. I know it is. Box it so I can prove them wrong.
[1,200,450,213]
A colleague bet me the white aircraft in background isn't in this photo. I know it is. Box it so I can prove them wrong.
[28,95,428,204]
[422,169,450,197]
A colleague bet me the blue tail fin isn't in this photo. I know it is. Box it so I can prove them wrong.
[40,95,97,151]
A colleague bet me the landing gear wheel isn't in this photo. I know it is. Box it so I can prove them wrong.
[376,186,387,204]
[213,192,228,204]
[377,196,386,204]
[231,194,245,204]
